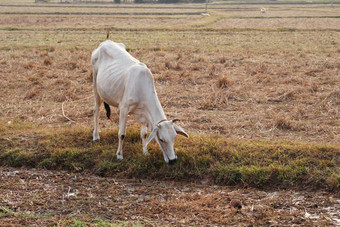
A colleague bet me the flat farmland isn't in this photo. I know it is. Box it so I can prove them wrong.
[0,1,340,226]
[1,3,339,142]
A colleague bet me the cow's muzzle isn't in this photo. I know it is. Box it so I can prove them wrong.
[168,158,177,165]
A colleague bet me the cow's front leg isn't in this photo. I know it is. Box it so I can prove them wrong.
[116,106,128,161]
[93,89,102,142]
[140,125,149,156]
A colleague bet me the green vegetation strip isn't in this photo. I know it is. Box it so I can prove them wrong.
[0,120,339,191]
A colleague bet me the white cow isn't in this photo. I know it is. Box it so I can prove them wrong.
[91,40,189,164]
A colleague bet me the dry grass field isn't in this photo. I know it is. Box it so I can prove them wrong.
[1,2,339,143]
[0,0,340,225]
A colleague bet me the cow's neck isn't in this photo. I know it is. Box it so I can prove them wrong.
[145,95,166,130]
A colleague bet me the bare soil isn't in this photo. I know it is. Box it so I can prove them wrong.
[0,167,339,226]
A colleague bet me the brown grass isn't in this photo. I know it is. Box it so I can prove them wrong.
[0,4,339,226]
[212,18,340,30]
[217,75,233,89]
[24,87,42,100]
[0,4,339,144]
[1,36,339,142]
[43,56,52,66]
[274,115,293,131]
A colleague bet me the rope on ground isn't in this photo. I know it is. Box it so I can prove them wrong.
[61,95,94,124]
[61,101,76,123]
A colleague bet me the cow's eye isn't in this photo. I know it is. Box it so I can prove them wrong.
[159,138,164,143]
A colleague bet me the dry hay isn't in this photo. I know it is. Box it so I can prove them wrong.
[0,3,339,143]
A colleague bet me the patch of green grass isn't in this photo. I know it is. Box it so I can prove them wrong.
[1,27,25,31]
[0,206,15,216]
[326,173,340,189]
[71,218,87,227]
[0,123,339,191]
[93,218,114,227]
[5,118,37,131]
[93,218,145,227]
[1,149,37,168]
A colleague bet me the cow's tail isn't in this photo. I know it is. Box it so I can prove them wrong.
[106,30,110,39]
[104,102,114,122]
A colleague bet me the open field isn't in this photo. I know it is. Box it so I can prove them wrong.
[0,1,340,225]
[1,10,339,142]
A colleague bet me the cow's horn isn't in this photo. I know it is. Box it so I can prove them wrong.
[172,119,180,123]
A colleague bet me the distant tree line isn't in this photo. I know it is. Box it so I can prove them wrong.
[37,0,205,4]
[133,0,205,3]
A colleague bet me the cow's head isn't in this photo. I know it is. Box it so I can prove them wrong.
[146,119,188,165]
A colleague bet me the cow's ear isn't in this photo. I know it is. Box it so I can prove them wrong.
[173,124,189,138]
[146,126,159,146]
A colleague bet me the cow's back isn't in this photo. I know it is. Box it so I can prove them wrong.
[92,40,139,72]
[92,41,143,107]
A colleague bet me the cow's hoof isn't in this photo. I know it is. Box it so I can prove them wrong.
[116,155,123,161]
[93,139,100,143]
[168,158,177,165]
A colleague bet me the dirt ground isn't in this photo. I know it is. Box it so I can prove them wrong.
[0,167,339,226]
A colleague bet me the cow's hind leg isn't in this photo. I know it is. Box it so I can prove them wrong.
[116,105,128,161]
[140,125,149,156]
[93,89,102,142]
